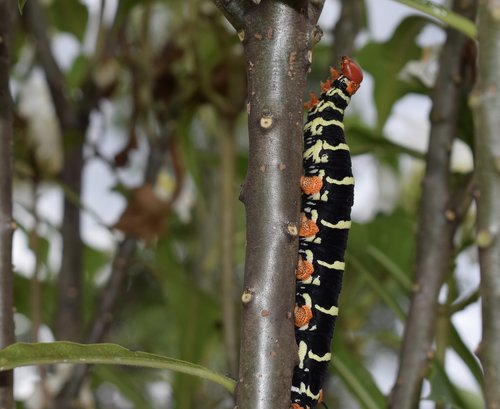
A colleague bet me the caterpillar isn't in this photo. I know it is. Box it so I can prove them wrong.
[290,57,363,409]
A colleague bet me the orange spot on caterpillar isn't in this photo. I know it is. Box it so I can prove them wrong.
[299,213,319,237]
[300,175,323,195]
[290,404,305,409]
[296,257,314,281]
[318,389,324,405]
[294,305,313,327]
[304,92,319,110]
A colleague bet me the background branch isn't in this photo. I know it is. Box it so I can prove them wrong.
[220,118,239,379]
[0,0,16,406]
[307,0,326,26]
[53,238,138,408]
[388,1,477,408]
[23,0,98,342]
[331,0,365,64]
[472,1,500,407]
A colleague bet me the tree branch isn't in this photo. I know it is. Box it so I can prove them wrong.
[388,1,477,408]
[235,2,320,408]
[23,0,98,342]
[472,2,500,407]
[53,238,138,407]
[23,0,80,129]
[331,0,365,64]
[220,118,239,379]
[0,0,16,406]
[212,0,248,32]
[307,0,326,26]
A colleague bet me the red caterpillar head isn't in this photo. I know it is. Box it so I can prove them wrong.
[340,56,363,95]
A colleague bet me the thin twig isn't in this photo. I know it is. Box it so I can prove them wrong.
[331,0,364,64]
[53,238,138,407]
[220,119,239,378]
[23,0,87,342]
[0,0,16,406]
[22,0,80,129]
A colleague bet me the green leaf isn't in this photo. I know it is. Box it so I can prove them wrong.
[332,339,386,409]
[366,245,412,291]
[47,0,89,40]
[67,55,89,90]
[449,324,483,387]
[84,245,109,277]
[0,342,236,393]
[392,0,477,38]
[349,256,406,321]
[356,16,428,130]
[426,360,482,408]
[93,366,154,409]
[346,120,424,159]
[18,0,27,14]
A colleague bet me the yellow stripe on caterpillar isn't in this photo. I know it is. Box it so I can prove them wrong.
[315,304,339,316]
[320,219,351,229]
[325,176,355,185]
[310,100,345,116]
[298,382,323,401]
[303,117,344,136]
[307,350,332,362]
[317,260,345,270]
[303,140,349,163]
[298,341,308,369]
[325,86,350,102]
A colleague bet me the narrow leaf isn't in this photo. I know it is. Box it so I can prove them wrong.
[18,0,27,14]
[449,324,483,387]
[332,342,386,409]
[393,0,477,38]
[349,256,406,321]
[0,342,236,393]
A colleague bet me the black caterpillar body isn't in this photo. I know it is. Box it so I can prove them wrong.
[291,57,362,409]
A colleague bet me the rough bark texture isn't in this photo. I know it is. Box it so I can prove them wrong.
[473,2,500,408]
[0,0,15,407]
[388,1,477,408]
[213,1,324,408]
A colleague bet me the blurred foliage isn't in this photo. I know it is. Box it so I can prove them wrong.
[8,0,482,408]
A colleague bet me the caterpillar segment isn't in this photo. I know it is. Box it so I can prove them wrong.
[291,57,362,409]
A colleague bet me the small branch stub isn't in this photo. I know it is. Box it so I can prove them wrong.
[287,223,298,236]
[260,109,273,129]
[477,228,495,248]
[241,289,253,304]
